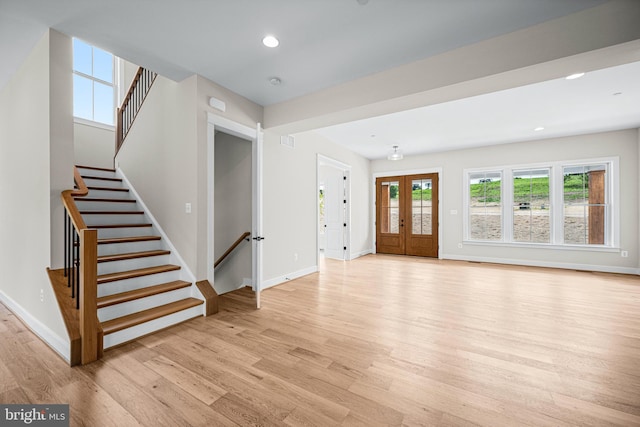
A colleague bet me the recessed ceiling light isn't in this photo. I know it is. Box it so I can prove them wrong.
[262,35,279,48]
[269,77,282,86]
[357,0,369,4]
[566,72,585,80]
[613,92,622,96]
[534,127,545,131]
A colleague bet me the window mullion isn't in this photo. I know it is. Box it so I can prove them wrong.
[503,169,513,243]
[552,165,564,245]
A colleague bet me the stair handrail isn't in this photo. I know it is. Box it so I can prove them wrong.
[61,167,100,364]
[215,232,251,269]
[115,66,158,155]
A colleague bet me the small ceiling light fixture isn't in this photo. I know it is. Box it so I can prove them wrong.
[534,126,545,131]
[262,35,279,48]
[387,145,403,161]
[269,77,282,86]
[357,0,370,5]
[566,72,585,80]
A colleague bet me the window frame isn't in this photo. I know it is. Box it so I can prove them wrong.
[463,156,619,251]
[72,38,118,129]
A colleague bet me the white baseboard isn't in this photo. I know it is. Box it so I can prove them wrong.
[261,265,318,290]
[349,249,373,260]
[0,290,70,363]
[441,253,640,275]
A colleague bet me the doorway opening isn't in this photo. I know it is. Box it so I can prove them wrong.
[317,155,351,265]
[213,131,252,294]
[376,173,439,257]
[207,114,263,307]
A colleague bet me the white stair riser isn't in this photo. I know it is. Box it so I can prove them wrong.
[94,227,154,239]
[74,201,139,211]
[98,287,192,322]
[86,189,132,200]
[103,306,202,349]
[98,270,181,297]
[98,254,171,275]
[77,168,117,179]
[84,214,147,226]
[98,240,163,256]
[82,178,125,188]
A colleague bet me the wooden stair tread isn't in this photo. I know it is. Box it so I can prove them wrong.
[97,280,191,308]
[98,236,161,245]
[98,250,170,263]
[89,223,152,229]
[101,298,202,335]
[98,265,181,284]
[80,210,144,215]
[76,165,116,172]
[81,175,122,182]
[87,186,129,192]
[74,197,136,203]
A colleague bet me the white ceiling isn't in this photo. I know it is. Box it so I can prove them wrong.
[314,60,640,159]
[0,0,606,106]
[2,0,638,160]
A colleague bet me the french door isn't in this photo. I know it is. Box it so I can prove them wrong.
[376,173,438,257]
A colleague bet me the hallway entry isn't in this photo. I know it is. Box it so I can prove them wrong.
[376,173,439,257]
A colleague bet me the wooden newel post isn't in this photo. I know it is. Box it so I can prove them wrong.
[80,229,99,364]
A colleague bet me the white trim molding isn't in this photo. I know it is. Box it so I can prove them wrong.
[0,290,70,363]
[261,266,319,290]
[441,253,639,275]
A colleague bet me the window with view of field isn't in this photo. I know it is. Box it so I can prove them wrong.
[513,169,550,243]
[411,178,433,235]
[563,164,607,245]
[469,171,502,241]
[465,159,615,247]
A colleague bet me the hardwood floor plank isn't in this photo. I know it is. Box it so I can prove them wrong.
[2,254,640,426]
[282,405,341,427]
[144,355,227,405]
[143,377,237,427]
[210,393,286,426]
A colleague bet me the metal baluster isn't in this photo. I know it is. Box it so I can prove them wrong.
[64,208,68,278]
[75,229,80,310]
[71,229,76,298]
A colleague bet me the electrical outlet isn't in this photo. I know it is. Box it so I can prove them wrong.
[40,289,44,303]
[621,250,629,258]
[458,243,463,249]
[294,253,298,262]
[185,203,192,214]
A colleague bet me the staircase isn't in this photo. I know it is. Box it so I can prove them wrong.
[74,165,204,349]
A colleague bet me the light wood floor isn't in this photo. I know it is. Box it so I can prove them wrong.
[2,255,640,426]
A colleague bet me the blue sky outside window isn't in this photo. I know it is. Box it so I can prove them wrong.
[73,39,114,125]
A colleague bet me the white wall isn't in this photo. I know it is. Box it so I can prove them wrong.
[214,132,252,294]
[262,130,371,284]
[371,129,639,273]
[116,74,199,275]
[195,75,263,280]
[74,122,115,169]
[0,29,72,358]
[116,73,263,282]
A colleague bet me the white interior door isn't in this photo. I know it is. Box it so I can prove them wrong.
[252,124,264,307]
[324,166,345,260]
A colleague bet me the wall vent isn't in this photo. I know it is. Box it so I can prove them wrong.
[280,135,295,148]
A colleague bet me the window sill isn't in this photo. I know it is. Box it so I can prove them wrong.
[462,240,620,253]
[74,117,115,132]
